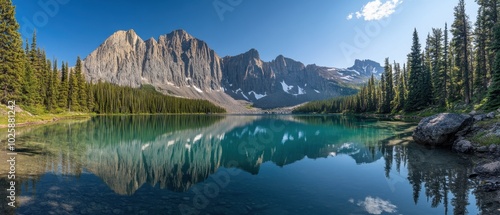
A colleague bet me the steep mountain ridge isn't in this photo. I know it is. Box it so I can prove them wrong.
[221,49,360,108]
[82,29,383,111]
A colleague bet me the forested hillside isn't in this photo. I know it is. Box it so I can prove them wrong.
[0,0,225,114]
[295,0,500,114]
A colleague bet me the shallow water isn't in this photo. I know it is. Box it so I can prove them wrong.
[0,115,492,214]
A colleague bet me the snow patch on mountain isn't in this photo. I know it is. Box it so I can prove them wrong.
[281,80,294,93]
[297,86,305,95]
[248,91,267,100]
[241,92,249,100]
[192,85,203,93]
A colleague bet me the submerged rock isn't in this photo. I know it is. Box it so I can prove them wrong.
[413,113,473,146]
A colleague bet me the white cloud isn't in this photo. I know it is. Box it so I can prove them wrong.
[357,196,397,215]
[347,13,354,20]
[348,0,402,21]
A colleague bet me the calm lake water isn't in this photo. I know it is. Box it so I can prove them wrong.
[0,115,492,214]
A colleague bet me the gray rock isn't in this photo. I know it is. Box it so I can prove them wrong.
[474,161,500,176]
[487,112,496,119]
[413,113,473,146]
[453,140,474,153]
[474,114,487,122]
[469,110,478,115]
[476,146,489,153]
[485,123,500,138]
[489,144,497,152]
[477,180,500,192]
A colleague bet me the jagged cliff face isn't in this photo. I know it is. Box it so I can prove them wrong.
[221,49,362,108]
[83,29,250,112]
[83,29,382,111]
[83,29,222,90]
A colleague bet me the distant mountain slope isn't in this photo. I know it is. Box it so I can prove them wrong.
[82,29,383,111]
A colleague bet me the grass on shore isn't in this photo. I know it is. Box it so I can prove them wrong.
[469,115,500,146]
[471,131,500,146]
[0,105,93,127]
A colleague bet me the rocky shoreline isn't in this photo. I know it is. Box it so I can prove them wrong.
[412,109,500,193]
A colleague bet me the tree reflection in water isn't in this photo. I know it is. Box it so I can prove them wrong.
[1,115,498,214]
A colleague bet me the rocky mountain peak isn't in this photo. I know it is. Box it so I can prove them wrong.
[243,48,260,59]
[167,29,195,41]
[103,29,143,48]
[348,59,384,77]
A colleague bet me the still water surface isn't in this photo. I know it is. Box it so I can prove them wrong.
[0,115,490,214]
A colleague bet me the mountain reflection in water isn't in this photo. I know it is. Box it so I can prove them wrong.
[0,115,494,214]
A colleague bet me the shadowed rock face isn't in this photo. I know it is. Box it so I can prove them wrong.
[221,50,359,108]
[83,29,384,110]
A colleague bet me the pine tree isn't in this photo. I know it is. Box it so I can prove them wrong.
[68,68,80,112]
[476,0,499,82]
[474,2,490,100]
[428,28,445,106]
[47,59,59,111]
[367,74,376,112]
[452,0,472,104]
[58,62,69,109]
[486,24,500,110]
[443,23,450,106]
[382,58,393,113]
[422,51,433,105]
[87,83,95,112]
[397,64,406,111]
[22,61,37,106]
[379,73,387,113]
[406,29,425,111]
[0,0,25,103]
[75,56,88,111]
[392,63,401,111]
[44,59,53,110]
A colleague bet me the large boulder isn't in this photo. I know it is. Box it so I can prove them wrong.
[413,113,473,146]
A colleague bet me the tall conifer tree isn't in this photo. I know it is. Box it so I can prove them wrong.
[0,0,25,103]
[406,29,425,111]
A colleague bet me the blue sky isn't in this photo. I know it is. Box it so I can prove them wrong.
[13,0,478,68]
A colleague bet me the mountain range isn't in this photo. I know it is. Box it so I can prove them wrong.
[82,29,384,112]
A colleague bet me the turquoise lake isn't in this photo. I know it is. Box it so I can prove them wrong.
[0,115,491,214]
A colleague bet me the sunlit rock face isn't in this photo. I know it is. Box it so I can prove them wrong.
[83,29,222,91]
